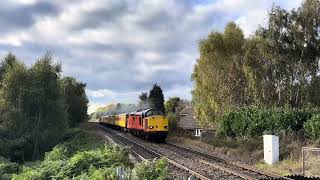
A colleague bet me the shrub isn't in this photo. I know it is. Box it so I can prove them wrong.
[304,114,320,139]
[133,158,168,180]
[11,128,133,179]
[58,146,132,177]
[217,106,312,138]
[0,159,21,180]
[167,113,179,131]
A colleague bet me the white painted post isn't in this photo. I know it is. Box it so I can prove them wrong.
[263,135,279,165]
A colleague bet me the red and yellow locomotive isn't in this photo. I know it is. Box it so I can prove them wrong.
[100,108,168,141]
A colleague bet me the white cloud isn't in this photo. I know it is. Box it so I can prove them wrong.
[0,0,303,111]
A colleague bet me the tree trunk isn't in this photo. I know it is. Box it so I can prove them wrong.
[32,111,41,160]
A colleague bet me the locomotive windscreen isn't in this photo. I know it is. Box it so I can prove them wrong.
[145,109,164,117]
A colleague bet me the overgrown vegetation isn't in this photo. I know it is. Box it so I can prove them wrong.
[192,0,320,141]
[0,128,169,180]
[0,53,88,162]
[192,0,320,125]
[133,158,168,180]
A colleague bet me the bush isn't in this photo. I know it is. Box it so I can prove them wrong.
[0,157,21,180]
[167,113,179,131]
[133,158,168,180]
[11,128,133,179]
[217,106,312,138]
[304,114,320,139]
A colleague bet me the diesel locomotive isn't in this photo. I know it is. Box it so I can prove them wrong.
[99,108,168,141]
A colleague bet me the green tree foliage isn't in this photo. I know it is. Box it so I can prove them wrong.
[192,22,247,124]
[0,53,88,162]
[304,114,320,139]
[148,84,165,113]
[193,0,320,125]
[217,106,313,138]
[0,53,17,82]
[61,77,89,127]
[165,97,181,114]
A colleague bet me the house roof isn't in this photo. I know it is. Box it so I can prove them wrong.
[178,106,202,130]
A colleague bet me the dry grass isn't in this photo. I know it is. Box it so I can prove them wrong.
[168,129,320,177]
[167,132,264,164]
[256,159,301,176]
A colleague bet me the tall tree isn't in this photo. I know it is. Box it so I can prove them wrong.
[61,77,88,127]
[27,54,68,160]
[192,0,320,125]
[0,53,69,161]
[192,22,247,124]
[148,84,165,113]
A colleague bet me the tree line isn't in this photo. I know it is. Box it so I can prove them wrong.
[192,0,320,125]
[0,53,88,162]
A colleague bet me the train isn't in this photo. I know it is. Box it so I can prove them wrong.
[99,108,168,141]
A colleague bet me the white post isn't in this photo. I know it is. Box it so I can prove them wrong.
[263,135,279,165]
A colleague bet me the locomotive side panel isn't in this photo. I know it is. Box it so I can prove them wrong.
[115,114,127,128]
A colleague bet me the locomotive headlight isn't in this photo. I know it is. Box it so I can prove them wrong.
[164,126,168,129]
[149,126,154,129]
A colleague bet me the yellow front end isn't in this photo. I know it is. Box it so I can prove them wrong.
[145,115,168,132]
[115,114,127,128]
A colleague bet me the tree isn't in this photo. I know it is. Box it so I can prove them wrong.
[61,77,89,127]
[138,92,149,109]
[148,84,165,113]
[165,97,181,114]
[192,22,247,124]
[0,59,29,162]
[0,53,18,83]
[256,0,320,107]
[0,53,69,161]
[192,0,320,125]
[27,54,68,160]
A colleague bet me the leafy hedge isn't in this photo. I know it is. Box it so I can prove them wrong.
[304,114,320,139]
[217,106,316,138]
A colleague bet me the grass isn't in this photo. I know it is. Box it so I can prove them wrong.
[256,159,301,176]
[169,128,320,177]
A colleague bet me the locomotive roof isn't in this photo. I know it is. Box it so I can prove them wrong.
[130,108,154,115]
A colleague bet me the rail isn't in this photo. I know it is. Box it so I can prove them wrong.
[98,125,210,180]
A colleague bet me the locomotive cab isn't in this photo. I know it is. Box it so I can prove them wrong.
[143,109,168,140]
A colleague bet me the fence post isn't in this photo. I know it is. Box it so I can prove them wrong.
[302,147,304,176]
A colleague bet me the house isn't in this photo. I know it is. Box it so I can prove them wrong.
[178,106,211,137]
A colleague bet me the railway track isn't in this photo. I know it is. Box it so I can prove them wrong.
[164,142,293,180]
[99,125,210,180]
[98,124,293,180]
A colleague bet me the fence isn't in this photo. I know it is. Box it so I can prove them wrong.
[302,147,320,177]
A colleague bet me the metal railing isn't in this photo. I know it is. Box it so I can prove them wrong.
[302,147,320,177]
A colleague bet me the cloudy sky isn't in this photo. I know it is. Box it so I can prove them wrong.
[0,0,302,113]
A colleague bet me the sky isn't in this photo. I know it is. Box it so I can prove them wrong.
[0,0,303,113]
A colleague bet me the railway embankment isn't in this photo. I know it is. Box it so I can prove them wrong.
[97,124,292,180]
